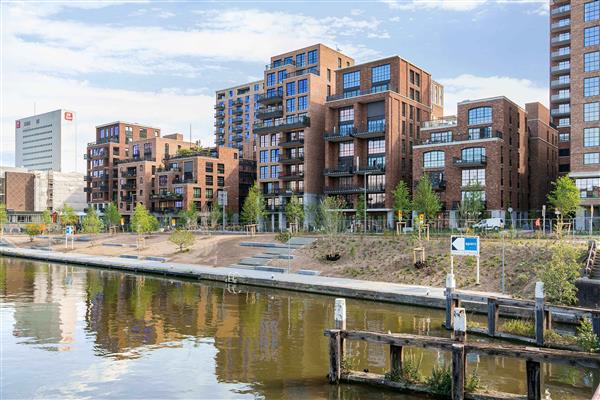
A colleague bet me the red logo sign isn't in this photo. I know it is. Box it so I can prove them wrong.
[64,112,73,121]
[16,120,20,128]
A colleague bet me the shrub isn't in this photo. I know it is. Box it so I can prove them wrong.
[539,244,581,305]
[466,370,481,392]
[576,318,599,353]
[427,365,452,396]
[24,224,43,241]
[169,229,195,252]
[275,230,292,243]
[501,319,535,338]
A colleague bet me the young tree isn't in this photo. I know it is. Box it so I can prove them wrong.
[169,229,195,252]
[354,194,366,232]
[41,209,52,234]
[24,224,42,242]
[82,208,103,235]
[540,244,581,305]
[320,196,346,258]
[131,202,154,242]
[393,181,412,222]
[547,176,580,236]
[60,204,78,227]
[209,205,221,230]
[178,202,200,230]
[241,182,265,226]
[458,183,485,228]
[0,203,7,238]
[104,202,121,233]
[285,194,304,230]
[412,175,442,222]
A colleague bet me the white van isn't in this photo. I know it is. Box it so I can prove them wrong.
[472,218,505,231]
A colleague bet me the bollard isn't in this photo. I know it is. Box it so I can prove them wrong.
[454,307,467,343]
[534,282,545,347]
[452,343,466,400]
[334,298,347,330]
[487,297,499,337]
[526,360,541,400]
[445,274,456,329]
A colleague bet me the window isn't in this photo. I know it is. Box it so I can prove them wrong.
[343,71,360,89]
[206,188,213,199]
[585,52,600,72]
[259,166,269,179]
[559,148,570,157]
[576,177,600,197]
[217,163,225,174]
[368,139,385,154]
[461,147,486,162]
[298,96,308,111]
[559,132,570,142]
[468,126,492,139]
[468,107,492,125]
[259,150,269,163]
[586,1,600,21]
[430,131,453,143]
[585,77,600,97]
[584,153,600,164]
[585,102,600,121]
[267,73,276,87]
[205,175,213,185]
[286,98,296,112]
[339,142,354,157]
[585,128,600,147]
[308,49,317,64]
[206,162,213,173]
[298,79,308,94]
[270,149,279,162]
[277,70,287,83]
[174,186,184,195]
[286,81,295,96]
[339,107,354,122]
[217,176,225,187]
[270,165,279,178]
[423,151,445,168]
[371,64,390,83]
[461,169,485,187]
[193,187,201,198]
[296,53,306,67]
[585,26,600,47]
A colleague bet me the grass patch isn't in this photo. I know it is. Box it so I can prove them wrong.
[427,366,452,396]
[500,319,535,338]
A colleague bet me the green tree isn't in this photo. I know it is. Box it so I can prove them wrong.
[241,182,265,226]
[320,196,346,258]
[393,181,412,222]
[355,194,366,232]
[285,194,304,229]
[539,244,581,305]
[60,204,78,227]
[412,175,442,222]
[169,229,195,252]
[82,208,103,234]
[458,183,485,227]
[178,202,199,230]
[209,205,221,230]
[104,203,121,233]
[131,203,154,235]
[24,223,42,242]
[0,203,8,238]
[547,176,580,236]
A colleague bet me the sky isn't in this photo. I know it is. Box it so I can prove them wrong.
[0,0,550,172]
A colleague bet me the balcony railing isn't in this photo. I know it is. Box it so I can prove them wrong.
[550,93,570,102]
[87,137,119,147]
[421,118,458,130]
[215,111,225,118]
[352,122,386,139]
[323,165,354,176]
[232,107,244,115]
[121,183,137,190]
[453,155,488,167]
[156,166,180,173]
[355,164,385,174]
[551,48,570,60]
[233,134,244,142]
[419,130,502,145]
[214,104,225,111]
[551,4,570,16]
[324,184,385,195]
[551,64,570,73]
[324,129,353,142]
[278,171,304,180]
[253,116,310,135]
[172,177,197,184]
[279,138,304,147]
[265,58,295,70]
[551,19,570,31]
[550,78,570,88]
[256,105,283,120]
[550,107,570,116]
[215,120,225,127]
[257,91,284,105]
[551,35,570,45]
[150,192,183,200]
[279,155,305,164]
[284,67,320,79]
[581,189,600,199]
[326,85,398,102]
[232,99,243,106]
[233,126,244,134]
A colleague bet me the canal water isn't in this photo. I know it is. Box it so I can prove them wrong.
[0,257,596,399]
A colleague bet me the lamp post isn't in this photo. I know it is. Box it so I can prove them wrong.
[220,186,229,232]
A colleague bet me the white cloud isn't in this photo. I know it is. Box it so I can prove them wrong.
[438,74,548,115]
[0,72,214,172]
[382,0,488,11]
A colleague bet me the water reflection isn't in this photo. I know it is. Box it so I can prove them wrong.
[0,258,596,399]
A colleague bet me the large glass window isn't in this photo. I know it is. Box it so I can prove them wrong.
[585,77,600,97]
[587,1,600,21]
[371,64,391,83]
[343,71,360,89]
[461,169,485,187]
[286,98,295,113]
[577,177,600,197]
[468,126,492,139]
[277,70,287,83]
[368,139,385,154]
[585,102,600,121]
[585,128,600,147]
[585,52,600,72]
[585,26,600,47]
[307,49,317,64]
[298,79,308,94]
[430,131,453,143]
[259,150,268,163]
[286,82,295,96]
[423,151,445,168]
[267,73,276,87]
[296,53,306,67]
[468,107,492,125]
[298,96,308,111]
[461,147,486,161]
[339,142,354,157]
[585,153,600,164]
[339,107,354,123]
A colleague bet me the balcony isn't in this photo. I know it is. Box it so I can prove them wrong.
[121,196,134,202]
[551,64,570,74]
[215,120,225,128]
[232,98,243,106]
[172,177,197,184]
[84,175,92,182]
[256,105,283,120]
[232,107,244,115]
[84,187,92,193]
[121,170,137,178]
[257,92,283,105]
[233,134,244,142]
[233,125,244,133]
[87,137,119,147]
[153,207,178,214]
[551,34,570,46]
[551,107,570,117]
[324,129,353,142]
[323,165,354,177]
[326,85,398,103]
[550,77,570,89]
[121,183,136,190]
[279,155,305,164]
[418,130,502,145]
[214,104,225,111]
[215,111,225,119]
[156,166,180,173]
[352,122,386,139]
[453,155,487,167]
[551,19,570,32]
[265,58,295,70]
[253,116,310,135]
[421,117,458,130]
[279,171,304,181]
[232,115,244,124]
[150,192,183,200]
[581,189,600,199]
[550,93,570,102]
[324,184,385,195]
[216,138,225,145]
[355,164,385,174]
[551,48,570,61]
[279,138,304,148]
[284,67,320,79]
[431,179,446,191]
[551,4,570,16]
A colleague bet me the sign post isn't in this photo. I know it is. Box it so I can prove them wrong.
[65,225,74,249]
[542,205,546,235]
[450,235,481,284]
[218,190,228,230]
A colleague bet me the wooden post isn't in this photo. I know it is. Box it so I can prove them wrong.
[328,330,342,384]
[526,360,541,400]
[390,345,403,373]
[445,274,456,329]
[334,298,346,366]
[592,311,600,345]
[452,343,466,400]
[487,297,499,337]
[454,307,467,342]
[535,282,545,347]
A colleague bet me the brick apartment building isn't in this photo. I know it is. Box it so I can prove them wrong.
[253,44,354,230]
[414,97,532,224]
[323,56,444,227]
[215,81,264,160]
[549,0,600,228]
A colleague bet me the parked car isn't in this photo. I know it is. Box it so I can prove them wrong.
[472,218,505,231]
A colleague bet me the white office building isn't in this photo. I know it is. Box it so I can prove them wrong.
[15,109,78,172]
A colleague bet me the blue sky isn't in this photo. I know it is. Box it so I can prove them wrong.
[1,0,549,172]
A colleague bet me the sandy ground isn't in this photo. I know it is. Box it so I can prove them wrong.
[5,232,277,268]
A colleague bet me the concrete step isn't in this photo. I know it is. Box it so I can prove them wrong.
[297,269,320,276]
[224,264,256,270]
[238,257,267,266]
[287,237,316,246]
[239,242,283,248]
[255,266,286,273]
[252,253,276,259]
